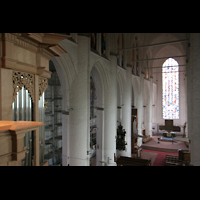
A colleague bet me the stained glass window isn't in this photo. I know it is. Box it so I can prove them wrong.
[162,58,179,119]
[91,33,97,50]
[90,76,96,119]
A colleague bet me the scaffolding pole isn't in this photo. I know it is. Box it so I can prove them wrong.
[153,70,186,74]
[144,64,186,69]
[118,39,189,51]
[133,55,187,62]
[51,85,55,165]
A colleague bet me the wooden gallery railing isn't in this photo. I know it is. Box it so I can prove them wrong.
[0,120,44,166]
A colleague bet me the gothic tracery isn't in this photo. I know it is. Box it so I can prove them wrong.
[12,70,35,103]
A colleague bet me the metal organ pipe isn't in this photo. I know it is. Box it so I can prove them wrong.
[12,86,33,166]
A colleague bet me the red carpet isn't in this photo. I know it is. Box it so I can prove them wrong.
[142,149,178,166]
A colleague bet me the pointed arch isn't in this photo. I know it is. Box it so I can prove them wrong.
[91,64,104,108]
[117,67,126,97]
[50,55,74,166]
[93,59,110,92]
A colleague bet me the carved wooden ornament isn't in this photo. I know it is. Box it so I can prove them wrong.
[39,77,48,99]
[12,71,35,103]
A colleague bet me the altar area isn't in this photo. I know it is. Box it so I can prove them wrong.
[141,120,190,164]
[141,136,189,153]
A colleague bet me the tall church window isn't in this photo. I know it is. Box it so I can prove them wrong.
[145,54,149,79]
[117,34,120,65]
[136,41,139,76]
[90,76,96,119]
[132,49,134,74]
[90,76,97,157]
[91,33,97,50]
[121,33,124,67]
[162,58,179,119]
[101,33,106,56]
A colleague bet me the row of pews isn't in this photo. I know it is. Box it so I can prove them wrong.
[116,156,151,166]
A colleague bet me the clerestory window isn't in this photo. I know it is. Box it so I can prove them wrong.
[162,58,179,119]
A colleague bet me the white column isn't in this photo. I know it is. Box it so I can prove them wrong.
[188,33,200,166]
[68,34,90,166]
[137,75,144,147]
[148,77,153,137]
[121,66,132,157]
[104,54,117,166]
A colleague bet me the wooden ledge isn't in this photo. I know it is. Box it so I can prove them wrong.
[0,120,44,162]
[21,33,71,45]
[21,33,69,57]
[0,121,44,132]
[9,121,44,132]
[0,124,12,132]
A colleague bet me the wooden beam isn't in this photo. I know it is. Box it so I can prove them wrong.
[22,33,71,45]
[144,64,186,69]
[43,33,71,45]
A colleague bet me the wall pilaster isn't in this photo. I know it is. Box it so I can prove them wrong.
[188,33,200,165]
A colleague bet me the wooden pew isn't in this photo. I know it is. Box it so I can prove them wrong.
[116,156,151,166]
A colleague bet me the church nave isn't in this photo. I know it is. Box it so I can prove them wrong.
[0,33,199,166]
